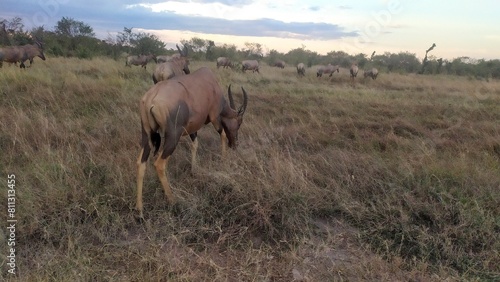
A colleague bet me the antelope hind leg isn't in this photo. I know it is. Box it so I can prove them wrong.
[154,156,174,205]
[136,148,147,218]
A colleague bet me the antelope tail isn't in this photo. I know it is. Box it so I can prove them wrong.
[148,105,161,155]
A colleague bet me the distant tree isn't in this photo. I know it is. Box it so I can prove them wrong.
[265,49,282,66]
[0,16,30,45]
[117,27,134,48]
[284,47,320,67]
[55,17,94,37]
[117,27,165,56]
[206,40,216,60]
[244,42,263,59]
[133,33,165,55]
[419,43,436,74]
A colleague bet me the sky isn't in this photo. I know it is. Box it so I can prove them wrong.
[2,0,500,60]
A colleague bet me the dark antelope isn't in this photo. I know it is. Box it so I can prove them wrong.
[136,67,248,217]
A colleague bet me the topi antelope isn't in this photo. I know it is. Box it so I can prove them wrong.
[241,60,259,73]
[126,54,157,69]
[316,64,340,77]
[152,44,190,84]
[0,40,45,68]
[274,60,285,69]
[216,57,233,69]
[350,63,359,78]
[364,68,379,80]
[136,67,248,217]
[296,63,305,76]
[350,63,359,85]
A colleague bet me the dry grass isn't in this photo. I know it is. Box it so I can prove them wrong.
[1,58,499,281]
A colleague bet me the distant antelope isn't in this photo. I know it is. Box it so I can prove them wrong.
[274,60,285,69]
[317,64,339,77]
[126,54,157,69]
[241,60,259,73]
[216,57,233,69]
[296,63,305,76]
[350,63,359,85]
[152,44,190,84]
[0,40,45,68]
[363,68,379,80]
[136,67,248,217]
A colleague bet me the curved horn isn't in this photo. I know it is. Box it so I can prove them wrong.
[238,87,248,116]
[227,84,235,110]
[183,44,188,57]
[176,44,183,56]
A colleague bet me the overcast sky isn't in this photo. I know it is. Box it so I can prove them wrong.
[2,0,499,59]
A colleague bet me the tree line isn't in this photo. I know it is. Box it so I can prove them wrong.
[1,16,500,79]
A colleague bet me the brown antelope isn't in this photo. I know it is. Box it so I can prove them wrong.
[152,44,190,84]
[317,64,339,77]
[0,41,45,68]
[216,57,233,69]
[136,67,248,217]
[156,43,188,63]
[241,60,259,73]
[296,63,305,76]
[364,68,379,80]
[126,54,157,68]
[274,60,285,69]
[350,63,359,85]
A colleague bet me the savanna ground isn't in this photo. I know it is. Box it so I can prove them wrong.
[0,57,499,281]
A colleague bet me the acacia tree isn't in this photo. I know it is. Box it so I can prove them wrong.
[0,16,31,45]
[55,17,94,37]
[117,27,165,55]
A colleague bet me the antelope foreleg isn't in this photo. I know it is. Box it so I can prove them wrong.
[154,156,174,205]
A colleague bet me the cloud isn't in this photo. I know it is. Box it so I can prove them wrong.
[2,0,357,41]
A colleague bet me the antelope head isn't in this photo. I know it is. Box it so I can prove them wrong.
[222,85,248,148]
[176,44,190,74]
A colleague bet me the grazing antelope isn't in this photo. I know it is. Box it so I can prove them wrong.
[296,63,305,76]
[216,57,233,69]
[241,60,259,73]
[364,68,379,80]
[152,44,190,84]
[317,64,339,77]
[136,67,248,217]
[126,54,157,68]
[274,60,285,69]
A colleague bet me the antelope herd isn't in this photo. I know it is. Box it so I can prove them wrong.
[1,40,379,217]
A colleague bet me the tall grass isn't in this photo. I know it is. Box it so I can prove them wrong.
[1,57,499,281]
